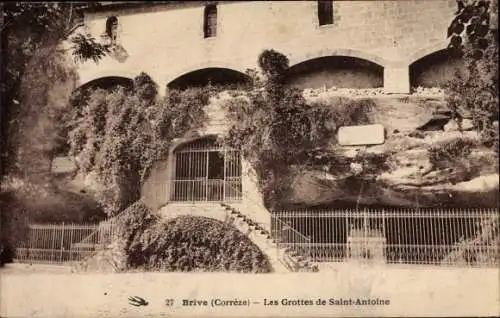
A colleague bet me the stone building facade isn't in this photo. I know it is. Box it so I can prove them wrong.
[78,0,458,94]
[75,1,461,228]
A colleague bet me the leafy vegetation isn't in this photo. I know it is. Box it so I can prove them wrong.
[0,3,114,264]
[428,137,477,168]
[446,0,499,148]
[78,201,272,273]
[442,214,499,266]
[127,215,272,272]
[222,49,376,209]
[1,2,111,179]
[67,73,210,216]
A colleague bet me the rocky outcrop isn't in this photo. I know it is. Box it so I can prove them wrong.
[282,93,499,208]
[286,129,498,208]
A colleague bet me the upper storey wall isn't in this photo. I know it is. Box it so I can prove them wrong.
[77,1,457,93]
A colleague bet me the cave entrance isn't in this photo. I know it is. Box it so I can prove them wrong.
[171,136,242,202]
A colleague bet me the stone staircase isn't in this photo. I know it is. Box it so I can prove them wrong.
[219,202,318,273]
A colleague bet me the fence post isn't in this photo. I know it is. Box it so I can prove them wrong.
[59,222,65,262]
[51,224,56,262]
[69,223,74,261]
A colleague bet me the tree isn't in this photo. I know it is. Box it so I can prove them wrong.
[0,3,110,180]
[446,0,499,148]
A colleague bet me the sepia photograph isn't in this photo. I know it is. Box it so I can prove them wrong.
[0,1,499,317]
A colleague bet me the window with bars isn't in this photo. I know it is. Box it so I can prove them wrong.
[204,4,218,38]
[318,0,334,26]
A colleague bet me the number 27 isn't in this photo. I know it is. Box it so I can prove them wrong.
[165,299,174,306]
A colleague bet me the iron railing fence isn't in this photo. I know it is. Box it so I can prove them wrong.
[14,221,116,265]
[272,208,499,267]
[271,215,312,258]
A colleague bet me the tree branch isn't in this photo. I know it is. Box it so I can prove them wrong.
[65,22,84,38]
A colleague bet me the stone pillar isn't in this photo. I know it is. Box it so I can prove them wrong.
[384,66,410,94]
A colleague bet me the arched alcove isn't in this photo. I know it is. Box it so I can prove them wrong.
[167,68,251,90]
[171,135,242,202]
[78,76,134,92]
[70,76,134,109]
[285,56,384,89]
[410,49,464,88]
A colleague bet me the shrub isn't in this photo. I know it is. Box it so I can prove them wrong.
[442,215,499,266]
[428,137,477,168]
[84,202,272,273]
[308,97,374,134]
[126,216,272,273]
[113,200,160,254]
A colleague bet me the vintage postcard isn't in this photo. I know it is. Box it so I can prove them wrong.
[0,1,499,317]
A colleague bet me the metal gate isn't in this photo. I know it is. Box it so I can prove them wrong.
[346,211,386,263]
[170,136,242,202]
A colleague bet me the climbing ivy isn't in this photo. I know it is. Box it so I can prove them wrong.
[67,72,210,216]
[222,50,375,209]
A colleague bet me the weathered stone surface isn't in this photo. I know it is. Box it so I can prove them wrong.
[286,128,499,208]
[51,156,77,174]
[461,119,475,131]
[444,119,460,132]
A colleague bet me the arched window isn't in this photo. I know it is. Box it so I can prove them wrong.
[204,5,217,38]
[105,16,119,43]
[171,136,242,202]
[318,0,334,26]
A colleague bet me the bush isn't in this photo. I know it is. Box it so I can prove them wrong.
[442,215,499,266]
[308,97,374,135]
[428,137,477,168]
[96,202,272,273]
[78,201,272,273]
[127,216,272,273]
[113,200,160,255]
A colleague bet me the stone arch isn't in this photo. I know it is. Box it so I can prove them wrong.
[77,76,134,92]
[78,70,137,89]
[289,48,390,69]
[409,47,463,88]
[167,67,252,90]
[285,55,385,89]
[70,76,135,110]
[406,40,450,66]
[172,134,221,153]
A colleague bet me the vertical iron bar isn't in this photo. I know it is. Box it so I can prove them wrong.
[59,222,65,262]
[69,223,74,261]
[205,151,209,201]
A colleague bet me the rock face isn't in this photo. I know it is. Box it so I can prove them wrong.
[283,94,498,208]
